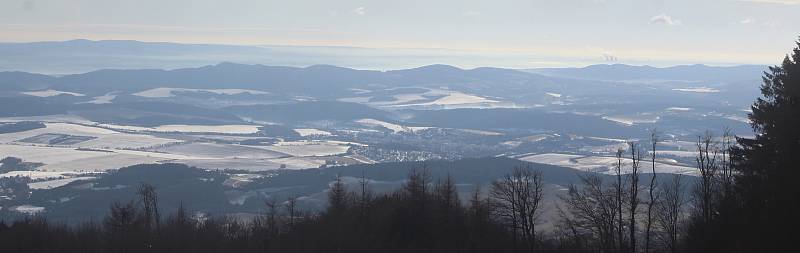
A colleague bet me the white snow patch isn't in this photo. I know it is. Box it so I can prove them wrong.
[425,92,498,105]
[725,115,750,123]
[294,128,332,137]
[355,119,431,133]
[545,92,562,98]
[655,150,698,158]
[672,87,720,93]
[586,136,629,143]
[152,125,261,134]
[29,177,96,189]
[519,153,697,175]
[666,107,692,111]
[11,205,45,215]
[21,90,85,97]
[458,129,504,136]
[602,115,660,126]
[260,141,350,157]
[133,88,269,98]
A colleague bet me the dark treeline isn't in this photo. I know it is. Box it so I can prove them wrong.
[0,167,534,253]
[2,39,798,253]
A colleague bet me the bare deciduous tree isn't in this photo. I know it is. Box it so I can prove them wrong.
[655,175,686,253]
[137,183,159,230]
[719,128,735,196]
[559,174,619,253]
[694,132,719,225]
[490,166,545,252]
[264,197,279,236]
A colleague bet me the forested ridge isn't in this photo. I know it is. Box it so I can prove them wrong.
[2,39,799,253]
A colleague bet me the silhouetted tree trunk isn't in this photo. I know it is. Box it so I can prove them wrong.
[265,197,279,236]
[435,173,460,212]
[645,130,659,253]
[615,148,625,253]
[358,169,372,218]
[328,174,348,215]
[285,196,298,228]
[627,142,641,253]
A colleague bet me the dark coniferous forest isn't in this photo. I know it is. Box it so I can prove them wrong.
[1,40,799,253]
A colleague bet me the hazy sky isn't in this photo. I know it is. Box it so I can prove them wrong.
[1,0,798,67]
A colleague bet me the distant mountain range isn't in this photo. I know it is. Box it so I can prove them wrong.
[527,63,766,82]
[0,39,768,76]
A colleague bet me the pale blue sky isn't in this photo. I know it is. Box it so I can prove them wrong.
[1,0,798,67]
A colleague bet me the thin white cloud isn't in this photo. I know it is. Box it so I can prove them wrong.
[650,14,682,26]
[739,17,755,24]
[739,0,800,5]
[352,7,366,16]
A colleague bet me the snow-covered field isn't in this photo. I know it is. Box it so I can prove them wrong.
[178,156,326,171]
[602,115,660,126]
[666,107,692,111]
[0,144,113,166]
[28,177,96,190]
[10,205,45,215]
[654,150,699,158]
[0,144,173,172]
[98,124,263,134]
[0,114,380,177]
[518,153,697,175]
[425,92,498,106]
[355,119,431,133]
[294,128,332,137]
[21,89,85,97]
[0,114,94,125]
[672,87,720,93]
[458,129,504,136]
[133,88,269,98]
[340,87,519,109]
[0,170,77,180]
[545,92,562,98]
[259,141,350,157]
[152,125,262,134]
[154,142,287,159]
[0,122,179,149]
